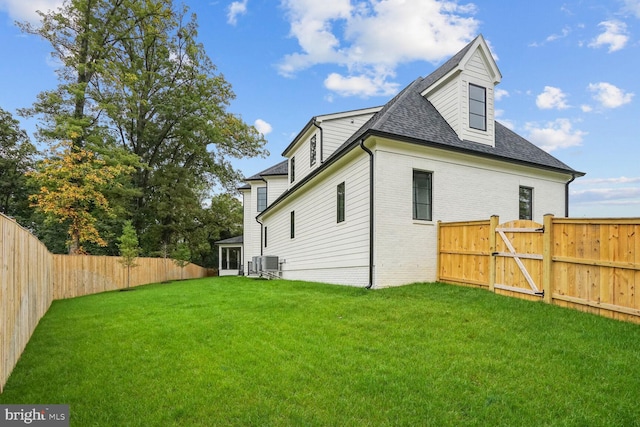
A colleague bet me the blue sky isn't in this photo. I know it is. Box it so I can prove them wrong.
[0,0,638,218]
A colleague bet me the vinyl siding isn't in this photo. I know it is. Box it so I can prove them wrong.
[321,113,377,159]
[459,50,496,146]
[261,150,371,286]
[266,176,288,203]
[372,138,568,287]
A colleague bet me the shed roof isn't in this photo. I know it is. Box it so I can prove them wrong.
[215,235,243,245]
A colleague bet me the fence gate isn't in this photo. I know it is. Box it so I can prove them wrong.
[493,220,545,297]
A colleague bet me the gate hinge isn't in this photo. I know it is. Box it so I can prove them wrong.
[536,226,545,232]
[535,290,545,297]
[491,252,499,256]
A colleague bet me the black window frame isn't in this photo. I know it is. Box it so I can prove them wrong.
[519,186,533,220]
[310,135,317,167]
[413,170,433,221]
[256,186,267,212]
[290,157,295,183]
[290,211,295,239]
[337,181,345,223]
[469,83,487,131]
[264,226,268,248]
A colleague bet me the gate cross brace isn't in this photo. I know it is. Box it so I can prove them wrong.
[496,230,541,293]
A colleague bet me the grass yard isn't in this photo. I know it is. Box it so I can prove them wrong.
[2,277,640,426]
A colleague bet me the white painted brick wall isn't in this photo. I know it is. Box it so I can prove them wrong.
[372,139,567,287]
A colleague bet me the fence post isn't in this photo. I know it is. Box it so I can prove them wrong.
[488,215,499,292]
[542,214,554,304]
[436,220,442,282]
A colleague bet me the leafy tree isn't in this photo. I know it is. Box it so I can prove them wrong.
[118,220,140,288]
[172,242,191,280]
[21,0,268,260]
[28,141,133,254]
[0,107,37,222]
[94,2,267,254]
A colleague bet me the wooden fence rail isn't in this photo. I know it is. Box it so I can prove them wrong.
[438,215,640,323]
[0,213,211,393]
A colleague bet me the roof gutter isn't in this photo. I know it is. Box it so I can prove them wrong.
[565,173,577,217]
[359,139,374,289]
[312,118,324,163]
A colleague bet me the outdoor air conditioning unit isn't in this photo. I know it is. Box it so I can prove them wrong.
[261,256,279,272]
[252,256,262,274]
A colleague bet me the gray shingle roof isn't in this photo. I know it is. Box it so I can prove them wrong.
[244,159,288,181]
[328,43,582,176]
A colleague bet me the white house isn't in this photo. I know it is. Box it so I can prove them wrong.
[240,35,584,288]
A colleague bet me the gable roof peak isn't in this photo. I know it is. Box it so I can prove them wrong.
[420,34,501,96]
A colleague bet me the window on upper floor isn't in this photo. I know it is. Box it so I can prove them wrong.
[519,186,533,220]
[337,182,345,223]
[469,83,486,131]
[310,135,317,167]
[290,157,295,183]
[290,211,295,239]
[257,187,267,212]
[413,170,433,221]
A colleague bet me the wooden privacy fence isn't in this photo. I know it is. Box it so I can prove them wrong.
[0,213,211,393]
[1,214,53,395]
[53,255,212,299]
[438,215,640,323]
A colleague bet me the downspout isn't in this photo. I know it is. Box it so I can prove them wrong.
[312,119,324,163]
[565,173,577,217]
[359,139,374,289]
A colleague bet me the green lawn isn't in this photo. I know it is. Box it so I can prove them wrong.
[2,277,640,426]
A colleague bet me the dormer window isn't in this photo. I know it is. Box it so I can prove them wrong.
[469,84,486,131]
[290,157,295,183]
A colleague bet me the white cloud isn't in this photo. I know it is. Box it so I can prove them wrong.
[530,26,571,47]
[495,88,509,101]
[254,119,272,136]
[227,0,248,25]
[580,104,593,113]
[588,82,634,109]
[622,0,640,18]
[588,20,629,52]
[536,86,569,110]
[525,119,586,152]
[571,175,640,211]
[577,176,640,185]
[324,71,400,97]
[278,0,479,97]
[0,0,62,23]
